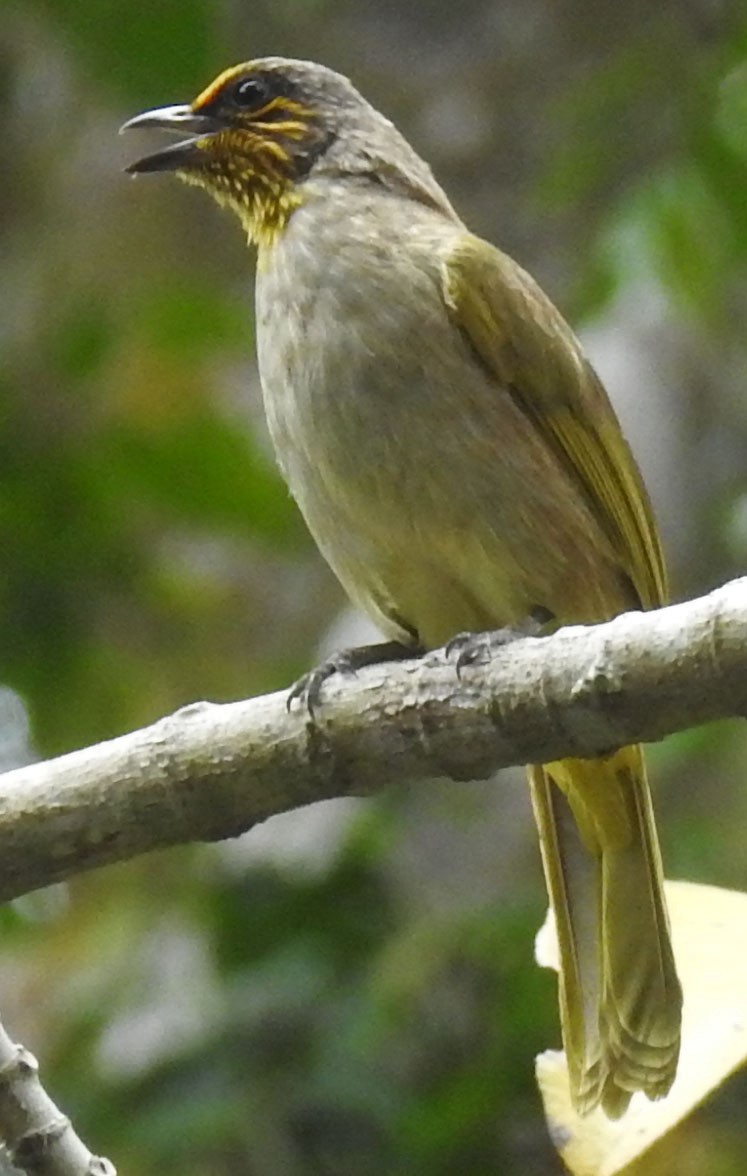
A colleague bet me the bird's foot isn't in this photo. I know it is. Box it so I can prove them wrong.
[446,607,554,678]
[287,640,423,717]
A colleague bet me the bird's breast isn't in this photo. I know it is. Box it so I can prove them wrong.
[255,192,467,533]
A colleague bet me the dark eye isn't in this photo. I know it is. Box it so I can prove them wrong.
[233,76,271,109]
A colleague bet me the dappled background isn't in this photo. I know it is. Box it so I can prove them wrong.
[2,1,747,1172]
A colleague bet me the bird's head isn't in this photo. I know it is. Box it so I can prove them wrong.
[121,59,344,244]
[121,58,453,246]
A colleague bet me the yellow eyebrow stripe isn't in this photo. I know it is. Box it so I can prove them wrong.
[192,64,251,109]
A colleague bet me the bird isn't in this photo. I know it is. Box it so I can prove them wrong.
[121,57,682,1118]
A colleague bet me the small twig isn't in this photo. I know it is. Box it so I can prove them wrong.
[0,1019,115,1176]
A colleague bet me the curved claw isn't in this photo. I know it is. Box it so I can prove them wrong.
[286,640,423,718]
[445,631,500,679]
[446,609,555,680]
[286,654,356,717]
[444,631,481,679]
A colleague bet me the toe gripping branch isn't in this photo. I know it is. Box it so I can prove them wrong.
[446,607,555,678]
[287,640,424,716]
[287,608,553,714]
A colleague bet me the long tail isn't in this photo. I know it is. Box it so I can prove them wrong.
[529,745,682,1118]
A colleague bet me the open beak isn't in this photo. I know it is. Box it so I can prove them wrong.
[120,104,222,174]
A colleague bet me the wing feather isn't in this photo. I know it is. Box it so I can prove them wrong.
[442,235,667,609]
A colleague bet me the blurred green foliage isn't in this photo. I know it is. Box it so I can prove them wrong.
[37,0,220,100]
[2,1,747,1173]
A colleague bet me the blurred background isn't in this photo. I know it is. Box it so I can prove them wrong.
[2,0,747,1172]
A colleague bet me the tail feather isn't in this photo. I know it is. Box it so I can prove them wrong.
[530,765,603,1105]
[529,747,682,1118]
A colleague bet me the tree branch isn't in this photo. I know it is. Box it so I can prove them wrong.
[1,577,746,903]
[0,1018,115,1176]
